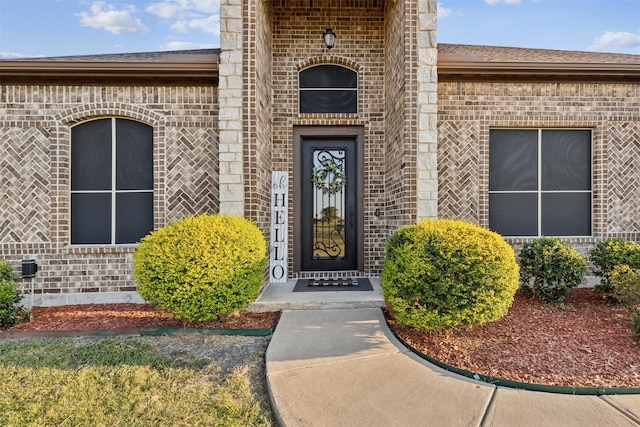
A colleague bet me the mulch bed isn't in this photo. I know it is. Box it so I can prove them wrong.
[4,288,639,389]
[6,304,279,332]
[387,288,640,388]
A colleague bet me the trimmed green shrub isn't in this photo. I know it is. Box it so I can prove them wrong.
[133,214,267,322]
[519,237,587,303]
[609,264,640,306]
[0,259,18,283]
[589,238,640,294]
[633,307,640,338]
[0,260,26,329]
[382,219,519,331]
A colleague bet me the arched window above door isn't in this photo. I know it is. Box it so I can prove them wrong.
[299,65,357,114]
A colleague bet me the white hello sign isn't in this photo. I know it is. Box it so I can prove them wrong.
[270,171,288,283]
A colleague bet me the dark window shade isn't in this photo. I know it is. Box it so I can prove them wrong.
[71,193,111,244]
[300,90,357,114]
[542,193,591,236]
[299,65,357,88]
[71,119,112,191]
[489,129,592,237]
[116,193,154,244]
[541,130,591,191]
[489,193,538,236]
[299,65,357,114]
[116,119,153,190]
[489,130,538,191]
[71,118,154,245]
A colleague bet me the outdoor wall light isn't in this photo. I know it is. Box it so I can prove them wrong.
[323,28,336,49]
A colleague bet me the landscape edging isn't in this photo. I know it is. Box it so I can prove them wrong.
[386,318,640,396]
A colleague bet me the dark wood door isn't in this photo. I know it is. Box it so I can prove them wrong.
[300,137,358,271]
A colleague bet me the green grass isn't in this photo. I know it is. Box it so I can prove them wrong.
[0,338,272,426]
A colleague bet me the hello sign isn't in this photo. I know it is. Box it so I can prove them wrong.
[270,171,288,283]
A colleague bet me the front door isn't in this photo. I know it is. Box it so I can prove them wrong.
[300,137,359,271]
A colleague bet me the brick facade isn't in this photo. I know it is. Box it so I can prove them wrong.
[437,81,640,259]
[0,85,218,297]
[1,2,638,302]
[231,0,438,277]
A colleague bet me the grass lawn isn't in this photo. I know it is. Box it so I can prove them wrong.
[0,338,272,426]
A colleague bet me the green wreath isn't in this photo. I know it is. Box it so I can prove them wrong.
[313,161,346,195]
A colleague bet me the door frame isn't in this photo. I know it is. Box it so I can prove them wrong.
[293,126,365,272]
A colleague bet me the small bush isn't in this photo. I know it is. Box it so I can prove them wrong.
[633,308,640,338]
[0,259,18,283]
[0,260,26,329]
[609,265,640,306]
[589,238,640,294]
[381,219,519,331]
[134,214,267,322]
[519,237,587,303]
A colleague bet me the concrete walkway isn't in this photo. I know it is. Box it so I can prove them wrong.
[265,307,640,426]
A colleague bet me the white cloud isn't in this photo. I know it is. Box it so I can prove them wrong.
[147,0,220,20]
[78,1,148,35]
[171,15,219,35]
[146,2,180,19]
[147,0,220,38]
[485,0,521,5]
[588,31,640,52]
[438,2,454,18]
[0,52,41,60]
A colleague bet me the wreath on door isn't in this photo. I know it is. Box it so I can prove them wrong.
[313,161,346,195]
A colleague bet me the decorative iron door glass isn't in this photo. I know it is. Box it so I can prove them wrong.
[301,138,358,270]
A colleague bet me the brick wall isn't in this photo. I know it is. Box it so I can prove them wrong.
[270,0,387,275]
[437,81,640,259]
[244,0,274,236]
[0,84,218,295]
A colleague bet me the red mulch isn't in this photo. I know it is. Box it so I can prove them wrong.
[4,288,639,388]
[387,288,640,388]
[6,304,279,332]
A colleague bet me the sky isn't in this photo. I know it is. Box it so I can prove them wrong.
[0,0,638,60]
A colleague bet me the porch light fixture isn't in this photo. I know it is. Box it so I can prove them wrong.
[323,28,336,49]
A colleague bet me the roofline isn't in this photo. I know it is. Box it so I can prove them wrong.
[0,58,219,79]
[437,55,640,81]
[1,54,638,81]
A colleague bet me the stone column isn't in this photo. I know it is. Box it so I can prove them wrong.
[416,0,438,220]
[218,0,245,215]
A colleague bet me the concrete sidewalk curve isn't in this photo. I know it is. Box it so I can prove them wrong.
[265,308,640,427]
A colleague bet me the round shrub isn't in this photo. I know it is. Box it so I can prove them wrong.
[609,264,640,306]
[133,214,267,322]
[589,238,640,294]
[519,237,587,303]
[382,219,519,331]
[0,260,26,329]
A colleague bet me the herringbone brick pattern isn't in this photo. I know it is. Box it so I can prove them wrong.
[0,127,51,242]
[607,122,640,233]
[165,127,219,223]
[437,121,480,223]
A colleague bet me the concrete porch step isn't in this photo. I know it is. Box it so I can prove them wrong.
[246,277,385,312]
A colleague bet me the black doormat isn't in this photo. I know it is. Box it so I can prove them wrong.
[293,278,373,292]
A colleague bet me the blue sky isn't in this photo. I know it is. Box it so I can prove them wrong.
[0,0,638,59]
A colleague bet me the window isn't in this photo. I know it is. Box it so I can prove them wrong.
[299,65,357,113]
[71,118,153,244]
[489,129,591,237]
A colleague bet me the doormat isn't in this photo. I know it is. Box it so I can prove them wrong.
[293,278,373,292]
